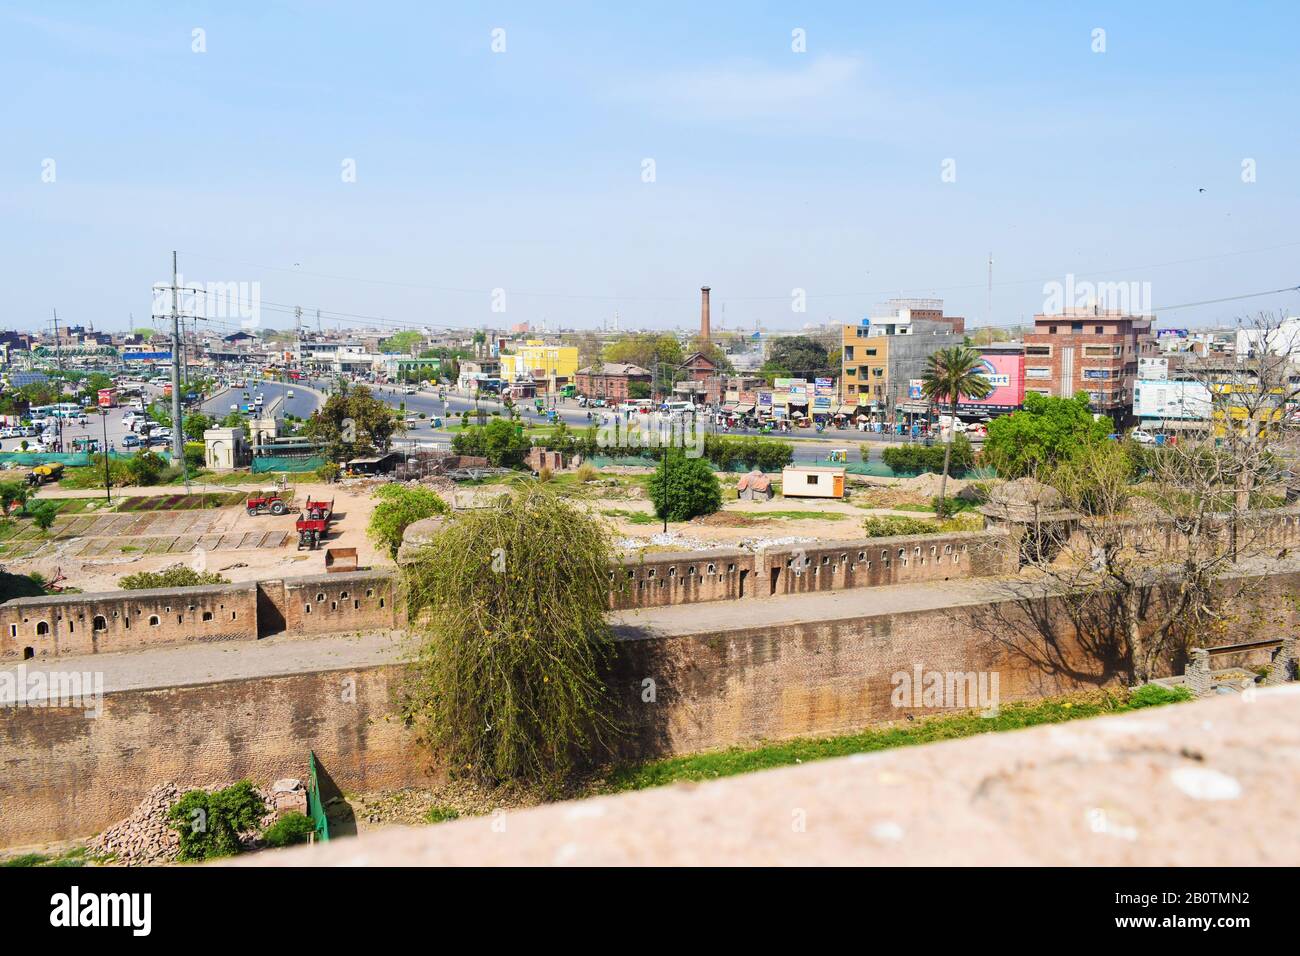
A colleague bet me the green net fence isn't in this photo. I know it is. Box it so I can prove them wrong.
[252,455,326,474]
[308,751,330,843]
[0,451,172,467]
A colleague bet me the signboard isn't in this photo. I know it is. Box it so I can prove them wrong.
[1083,368,1113,380]
[1157,328,1189,338]
[1138,357,1168,381]
[122,351,172,361]
[814,377,835,396]
[758,391,773,408]
[1134,379,1211,420]
[786,384,806,400]
[773,377,807,390]
[813,396,832,410]
[956,354,1025,413]
[908,380,924,400]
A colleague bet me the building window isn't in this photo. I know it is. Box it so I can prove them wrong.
[35,621,49,636]
[148,615,160,626]
[808,474,819,485]
[93,615,107,632]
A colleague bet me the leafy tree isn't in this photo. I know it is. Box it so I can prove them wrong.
[920,346,994,515]
[627,380,651,400]
[602,332,683,376]
[381,330,424,354]
[686,337,735,375]
[183,413,214,441]
[0,480,31,516]
[120,565,230,589]
[25,501,58,532]
[401,483,620,784]
[452,418,530,468]
[125,450,168,486]
[881,435,975,476]
[167,781,266,861]
[983,393,1113,478]
[648,448,722,521]
[303,380,400,460]
[762,335,836,382]
[367,484,449,557]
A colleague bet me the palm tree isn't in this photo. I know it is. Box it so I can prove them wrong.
[920,346,993,515]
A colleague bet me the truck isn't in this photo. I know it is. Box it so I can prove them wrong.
[296,497,334,550]
[27,462,64,486]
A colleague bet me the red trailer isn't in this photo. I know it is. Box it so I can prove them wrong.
[296,497,334,550]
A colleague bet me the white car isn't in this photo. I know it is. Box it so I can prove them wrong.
[1130,428,1157,445]
[404,386,417,395]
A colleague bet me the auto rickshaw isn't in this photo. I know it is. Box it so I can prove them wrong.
[827,448,848,464]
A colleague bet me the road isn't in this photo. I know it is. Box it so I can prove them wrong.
[202,379,321,420]
[304,378,953,464]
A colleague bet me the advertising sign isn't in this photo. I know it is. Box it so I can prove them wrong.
[758,391,773,408]
[773,377,807,390]
[1134,379,1211,420]
[1138,357,1168,381]
[814,377,835,395]
[813,395,832,410]
[956,354,1025,413]
[1083,368,1112,380]
[908,379,924,400]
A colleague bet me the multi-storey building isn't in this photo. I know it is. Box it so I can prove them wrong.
[1022,309,1156,419]
[841,299,964,419]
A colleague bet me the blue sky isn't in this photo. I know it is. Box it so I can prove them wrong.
[2,1,1298,334]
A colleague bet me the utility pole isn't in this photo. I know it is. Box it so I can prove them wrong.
[986,252,993,328]
[51,308,63,373]
[169,251,185,466]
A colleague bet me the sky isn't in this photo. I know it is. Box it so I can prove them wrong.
[2,1,1299,336]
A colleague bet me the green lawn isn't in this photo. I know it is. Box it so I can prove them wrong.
[601,685,1191,793]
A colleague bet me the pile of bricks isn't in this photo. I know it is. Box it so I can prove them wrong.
[87,783,183,865]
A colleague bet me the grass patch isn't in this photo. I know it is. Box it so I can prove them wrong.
[425,805,462,824]
[601,686,1193,793]
[1,846,87,868]
[601,508,656,525]
[754,510,848,521]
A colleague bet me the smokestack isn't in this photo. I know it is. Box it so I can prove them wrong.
[700,286,711,343]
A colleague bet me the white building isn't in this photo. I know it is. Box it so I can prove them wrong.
[1235,317,1300,358]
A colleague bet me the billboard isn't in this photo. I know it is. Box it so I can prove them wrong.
[814,377,835,396]
[908,379,924,400]
[957,353,1025,413]
[1138,357,1168,381]
[1134,379,1211,420]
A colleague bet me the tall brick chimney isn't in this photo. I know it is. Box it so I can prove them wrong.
[700,286,711,343]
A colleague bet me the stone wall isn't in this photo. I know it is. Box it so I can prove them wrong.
[0,571,401,661]
[0,664,422,847]
[7,565,1295,846]
[0,583,260,661]
[607,531,1013,610]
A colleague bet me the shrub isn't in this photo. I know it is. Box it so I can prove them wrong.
[425,805,461,824]
[24,501,59,532]
[862,515,938,537]
[125,450,168,486]
[367,484,449,557]
[1127,684,1193,709]
[881,434,975,476]
[575,463,598,483]
[401,483,619,785]
[537,466,553,482]
[119,565,230,590]
[167,781,266,862]
[261,812,315,848]
[648,449,722,522]
[315,461,340,483]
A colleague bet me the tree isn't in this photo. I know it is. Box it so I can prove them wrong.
[983,392,1113,478]
[602,332,683,373]
[452,418,530,468]
[25,501,58,533]
[382,330,424,354]
[920,346,993,515]
[762,335,835,382]
[986,313,1300,685]
[125,450,167,486]
[627,380,651,400]
[648,448,722,521]
[401,483,620,784]
[367,484,449,557]
[303,380,401,460]
[183,413,214,441]
[0,481,31,517]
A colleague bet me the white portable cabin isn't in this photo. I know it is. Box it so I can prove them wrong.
[781,465,846,499]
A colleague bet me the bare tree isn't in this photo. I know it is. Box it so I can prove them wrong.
[989,312,1300,683]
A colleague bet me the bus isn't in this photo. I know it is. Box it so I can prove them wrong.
[97,387,118,408]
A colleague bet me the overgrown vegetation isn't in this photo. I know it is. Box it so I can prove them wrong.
[167,781,266,862]
[862,513,983,537]
[881,434,975,476]
[401,483,621,786]
[120,565,230,590]
[367,484,449,557]
[982,392,1113,478]
[261,811,315,848]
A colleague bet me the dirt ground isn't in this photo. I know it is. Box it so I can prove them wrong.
[18,483,389,593]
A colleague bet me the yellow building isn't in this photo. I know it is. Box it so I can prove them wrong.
[499,341,579,389]
[840,325,890,407]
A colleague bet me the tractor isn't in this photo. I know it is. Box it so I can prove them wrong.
[296,497,333,550]
[246,488,289,516]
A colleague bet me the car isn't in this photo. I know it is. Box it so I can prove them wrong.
[1130,428,1157,445]
[121,434,141,448]
[404,386,417,395]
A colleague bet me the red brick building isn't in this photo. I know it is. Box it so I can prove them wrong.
[1023,310,1156,419]
[575,362,652,402]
